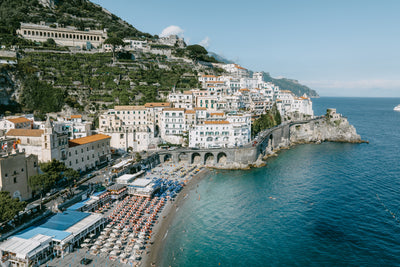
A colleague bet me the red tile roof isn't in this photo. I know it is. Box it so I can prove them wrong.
[69,134,111,147]
[6,117,31,124]
[6,129,43,137]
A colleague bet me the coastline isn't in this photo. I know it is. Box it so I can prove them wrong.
[142,167,211,267]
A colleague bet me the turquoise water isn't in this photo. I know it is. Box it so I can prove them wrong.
[161,97,400,266]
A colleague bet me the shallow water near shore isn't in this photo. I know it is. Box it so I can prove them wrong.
[161,97,400,266]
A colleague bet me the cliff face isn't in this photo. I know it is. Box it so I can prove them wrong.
[290,117,362,144]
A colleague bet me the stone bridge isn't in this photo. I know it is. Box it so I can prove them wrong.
[158,117,325,166]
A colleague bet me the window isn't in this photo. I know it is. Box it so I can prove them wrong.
[21,168,24,172]
[14,177,17,183]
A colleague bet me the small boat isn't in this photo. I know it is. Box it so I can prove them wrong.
[394,104,400,111]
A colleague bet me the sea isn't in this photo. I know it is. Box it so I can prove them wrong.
[160,97,400,266]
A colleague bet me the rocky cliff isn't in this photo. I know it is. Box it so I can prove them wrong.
[290,117,363,144]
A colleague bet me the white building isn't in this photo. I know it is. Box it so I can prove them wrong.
[67,134,111,172]
[0,117,32,132]
[99,105,158,152]
[189,113,251,149]
[161,108,186,144]
[17,22,107,48]
[168,91,194,109]
[123,39,148,50]
[6,118,111,172]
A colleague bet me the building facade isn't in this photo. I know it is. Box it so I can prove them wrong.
[17,22,107,48]
[0,138,38,200]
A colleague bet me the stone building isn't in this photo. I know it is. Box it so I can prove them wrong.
[67,134,111,172]
[17,22,107,48]
[0,138,38,200]
[6,117,69,163]
[6,118,110,172]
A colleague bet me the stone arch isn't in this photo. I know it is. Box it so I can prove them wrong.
[204,152,215,165]
[163,154,172,162]
[191,153,201,164]
[217,152,227,164]
[178,152,188,163]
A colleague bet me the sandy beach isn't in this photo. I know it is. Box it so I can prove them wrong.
[142,167,211,267]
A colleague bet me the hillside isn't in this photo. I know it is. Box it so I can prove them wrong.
[0,0,318,116]
[0,0,151,47]
[261,72,318,97]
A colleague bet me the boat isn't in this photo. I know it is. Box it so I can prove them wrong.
[394,104,400,111]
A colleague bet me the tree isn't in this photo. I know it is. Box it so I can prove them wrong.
[28,173,55,209]
[104,37,125,63]
[20,76,65,113]
[135,152,142,162]
[63,169,80,184]
[44,38,56,48]
[0,192,26,223]
[186,44,208,61]
[40,159,67,174]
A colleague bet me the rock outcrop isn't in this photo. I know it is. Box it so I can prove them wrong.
[290,117,363,144]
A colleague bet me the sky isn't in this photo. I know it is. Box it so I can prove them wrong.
[91,0,400,97]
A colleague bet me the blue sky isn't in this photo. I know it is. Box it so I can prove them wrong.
[92,0,400,97]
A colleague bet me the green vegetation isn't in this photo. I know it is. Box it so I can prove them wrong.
[19,76,65,113]
[29,159,79,208]
[0,0,151,47]
[260,72,318,97]
[15,51,200,111]
[104,37,124,61]
[135,152,142,162]
[252,104,282,137]
[186,45,218,63]
[0,192,26,223]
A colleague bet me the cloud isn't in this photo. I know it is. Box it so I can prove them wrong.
[199,37,210,48]
[160,25,184,38]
